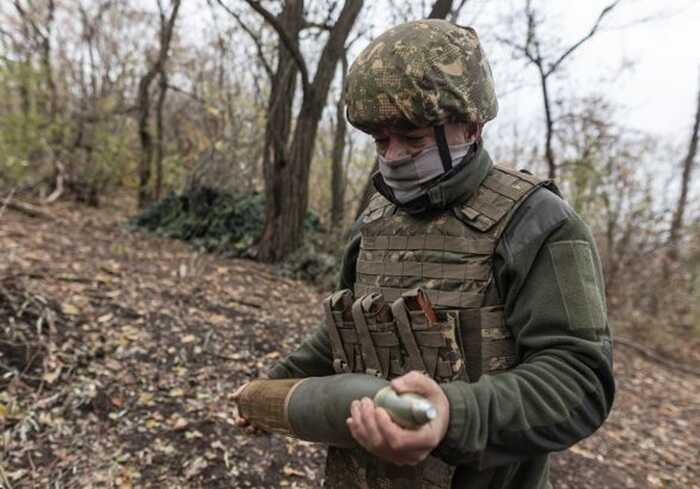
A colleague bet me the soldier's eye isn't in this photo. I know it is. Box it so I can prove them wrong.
[404,136,426,145]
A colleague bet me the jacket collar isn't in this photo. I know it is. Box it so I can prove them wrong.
[373,141,493,214]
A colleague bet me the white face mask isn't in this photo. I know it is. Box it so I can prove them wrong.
[377,142,473,203]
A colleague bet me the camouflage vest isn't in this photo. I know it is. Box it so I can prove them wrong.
[324,165,549,489]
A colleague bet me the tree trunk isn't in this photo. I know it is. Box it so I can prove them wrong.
[136,0,181,209]
[428,0,454,19]
[668,75,700,260]
[258,0,304,260]
[154,69,168,200]
[330,56,349,226]
[258,0,364,262]
[137,71,155,208]
[539,69,557,179]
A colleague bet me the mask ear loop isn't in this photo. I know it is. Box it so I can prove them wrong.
[433,125,452,172]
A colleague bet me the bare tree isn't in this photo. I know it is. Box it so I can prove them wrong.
[12,0,57,122]
[136,0,181,209]
[231,0,364,262]
[496,0,622,179]
[668,71,700,260]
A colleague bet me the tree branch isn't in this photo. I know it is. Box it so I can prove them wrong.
[428,0,453,19]
[546,0,622,77]
[166,82,206,104]
[214,1,273,79]
[616,336,700,377]
[239,0,310,94]
[668,68,700,249]
[302,20,333,31]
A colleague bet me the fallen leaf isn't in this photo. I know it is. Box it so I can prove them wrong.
[181,334,198,344]
[184,457,208,479]
[283,465,306,477]
[98,313,113,323]
[43,365,62,384]
[145,419,160,429]
[61,303,80,315]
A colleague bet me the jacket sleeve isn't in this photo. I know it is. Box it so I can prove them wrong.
[266,231,362,380]
[433,188,615,468]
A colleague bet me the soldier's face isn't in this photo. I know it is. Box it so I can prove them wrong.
[371,122,476,160]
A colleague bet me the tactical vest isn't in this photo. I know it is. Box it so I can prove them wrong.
[324,165,549,489]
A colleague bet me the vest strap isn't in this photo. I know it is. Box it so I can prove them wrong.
[357,260,490,281]
[351,297,384,377]
[481,174,529,201]
[356,284,483,309]
[391,297,428,374]
[361,235,493,255]
[323,293,351,374]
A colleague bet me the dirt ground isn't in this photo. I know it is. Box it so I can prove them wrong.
[1,198,698,489]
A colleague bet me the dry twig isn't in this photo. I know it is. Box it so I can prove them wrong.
[616,336,700,376]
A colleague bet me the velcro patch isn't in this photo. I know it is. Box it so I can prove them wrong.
[549,241,606,331]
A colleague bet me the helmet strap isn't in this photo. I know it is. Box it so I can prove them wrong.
[433,125,452,172]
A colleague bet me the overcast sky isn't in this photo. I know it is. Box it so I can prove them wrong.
[460,0,700,147]
[190,1,700,153]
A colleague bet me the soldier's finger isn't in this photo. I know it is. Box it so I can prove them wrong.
[232,383,249,401]
[350,400,368,441]
[233,415,250,427]
[377,410,435,452]
[375,407,406,450]
[360,398,384,449]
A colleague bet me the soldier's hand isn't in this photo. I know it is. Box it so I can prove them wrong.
[231,382,264,435]
[346,371,450,466]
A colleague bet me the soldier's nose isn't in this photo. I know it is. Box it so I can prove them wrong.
[384,138,409,161]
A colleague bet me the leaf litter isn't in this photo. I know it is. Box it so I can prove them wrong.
[1,199,698,488]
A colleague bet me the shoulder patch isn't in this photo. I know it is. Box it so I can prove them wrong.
[548,240,607,333]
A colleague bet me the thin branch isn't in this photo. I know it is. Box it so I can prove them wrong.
[302,20,333,31]
[449,0,470,22]
[239,0,310,94]
[546,0,622,77]
[166,82,206,104]
[616,336,700,377]
[4,200,53,220]
[214,1,273,79]
[0,188,16,221]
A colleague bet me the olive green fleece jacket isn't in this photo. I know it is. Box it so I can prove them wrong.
[266,149,615,489]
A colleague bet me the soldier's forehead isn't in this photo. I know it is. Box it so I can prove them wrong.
[371,126,433,137]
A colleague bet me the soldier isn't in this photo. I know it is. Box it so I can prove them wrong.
[233,19,615,489]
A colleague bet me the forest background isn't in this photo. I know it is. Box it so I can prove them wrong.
[1,0,699,488]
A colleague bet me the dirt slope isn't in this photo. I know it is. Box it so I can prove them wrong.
[1,199,698,489]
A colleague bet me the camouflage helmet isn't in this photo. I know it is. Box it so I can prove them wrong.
[345,20,498,133]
